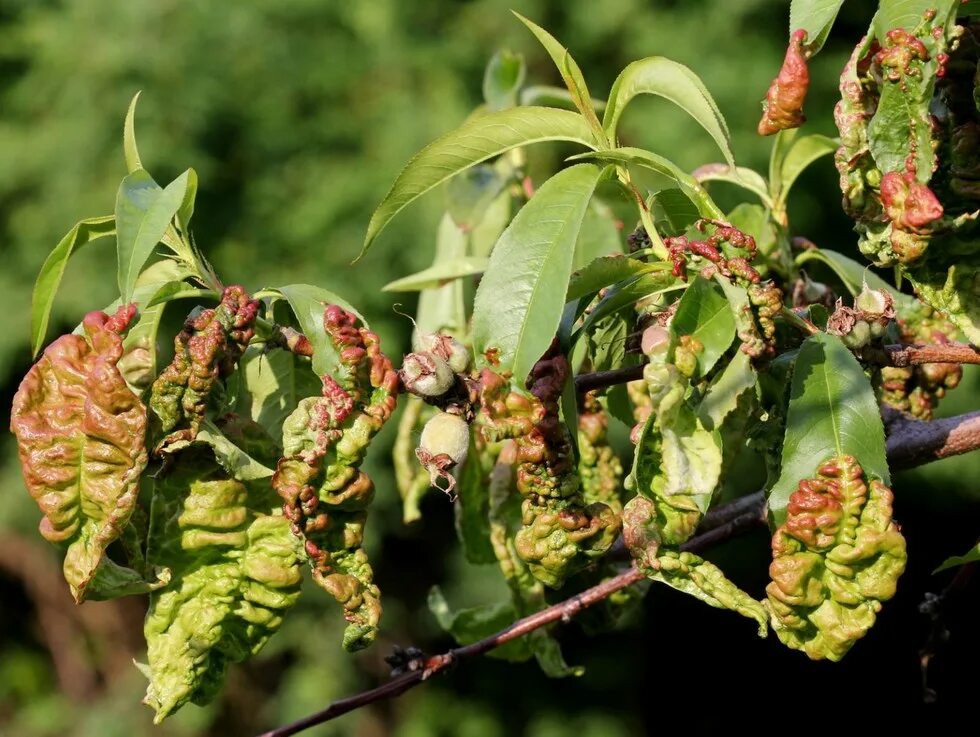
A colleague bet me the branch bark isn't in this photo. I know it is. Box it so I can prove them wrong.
[258,406,980,737]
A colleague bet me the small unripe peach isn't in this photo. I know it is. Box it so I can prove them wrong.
[400,352,454,398]
[416,412,471,496]
[415,332,471,374]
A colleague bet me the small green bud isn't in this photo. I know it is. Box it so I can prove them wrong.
[841,320,872,349]
[416,412,470,496]
[399,352,454,398]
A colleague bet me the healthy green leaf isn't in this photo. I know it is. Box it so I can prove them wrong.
[124,91,143,173]
[567,256,665,302]
[603,56,734,167]
[469,188,513,259]
[575,273,683,340]
[772,133,837,209]
[520,85,607,112]
[483,50,526,111]
[693,164,773,209]
[789,0,846,55]
[472,163,605,383]
[362,107,595,257]
[31,215,115,357]
[273,284,363,378]
[428,587,532,662]
[416,213,469,337]
[651,188,701,235]
[697,350,756,431]
[196,419,275,480]
[445,162,509,230]
[454,437,496,565]
[574,199,623,269]
[115,169,192,302]
[382,257,488,292]
[513,12,605,143]
[795,249,914,308]
[934,542,980,573]
[669,276,736,378]
[573,147,724,219]
[768,333,889,526]
[233,347,321,445]
[175,168,199,232]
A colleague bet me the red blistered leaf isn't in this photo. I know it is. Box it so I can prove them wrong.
[10,304,148,602]
[758,29,810,136]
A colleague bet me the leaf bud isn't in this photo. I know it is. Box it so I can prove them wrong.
[399,351,455,398]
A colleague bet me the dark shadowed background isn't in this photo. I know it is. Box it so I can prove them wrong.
[1,1,978,735]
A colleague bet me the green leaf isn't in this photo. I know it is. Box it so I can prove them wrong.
[567,256,664,302]
[382,257,488,292]
[867,78,933,176]
[934,542,980,574]
[669,277,736,379]
[770,133,837,210]
[233,347,320,445]
[693,164,773,208]
[445,163,509,230]
[416,213,469,337]
[697,350,756,431]
[603,57,734,167]
[483,50,526,111]
[175,168,199,232]
[472,164,605,383]
[470,189,513,259]
[795,249,914,307]
[31,215,116,357]
[428,587,532,662]
[790,0,846,55]
[574,147,724,219]
[520,85,607,112]
[575,272,683,340]
[873,0,959,40]
[768,128,799,195]
[513,12,605,143]
[115,169,192,302]
[769,333,889,526]
[651,188,700,235]
[362,107,595,257]
[195,419,275,480]
[574,199,623,269]
[455,437,496,565]
[124,91,143,174]
[145,282,217,308]
[273,284,364,378]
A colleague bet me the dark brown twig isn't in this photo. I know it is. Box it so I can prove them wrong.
[574,363,646,393]
[866,342,980,367]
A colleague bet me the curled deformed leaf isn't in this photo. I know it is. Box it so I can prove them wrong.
[766,455,907,661]
[11,305,148,602]
[273,305,399,651]
[758,30,810,136]
[149,286,259,453]
[143,448,302,721]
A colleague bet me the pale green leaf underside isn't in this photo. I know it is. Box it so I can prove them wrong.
[773,134,838,208]
[603,56,734,167]
[472,163,605,384]
[698,350,756,431]
[382,257,489,292]
[124,91,143,174]
[31,215,116,357]
[693,164,773,209]
[362,107,595,257]
[669,276,736,378]
[795,249,915,309]
[769,333,889,526]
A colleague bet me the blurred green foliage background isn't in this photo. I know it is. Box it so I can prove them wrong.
[1,1,978,735]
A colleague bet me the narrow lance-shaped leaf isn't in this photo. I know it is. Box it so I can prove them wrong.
[603,56,735,167]
[790,0,846,55]
[124,91,143,173]
[382,257,488,292]
[362,107,595,257]
[692,164,773,209]
[768,333,889,526]
[116,169,192,302]
[698,350,756,431]
[934,542,980,574]
[11,305,148,603]
[483,49,526,111]
[513,12,606,143]
[472,163,605,383]
[771,133,838,210]
[795,248,914,308]
[31,215,115,357]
